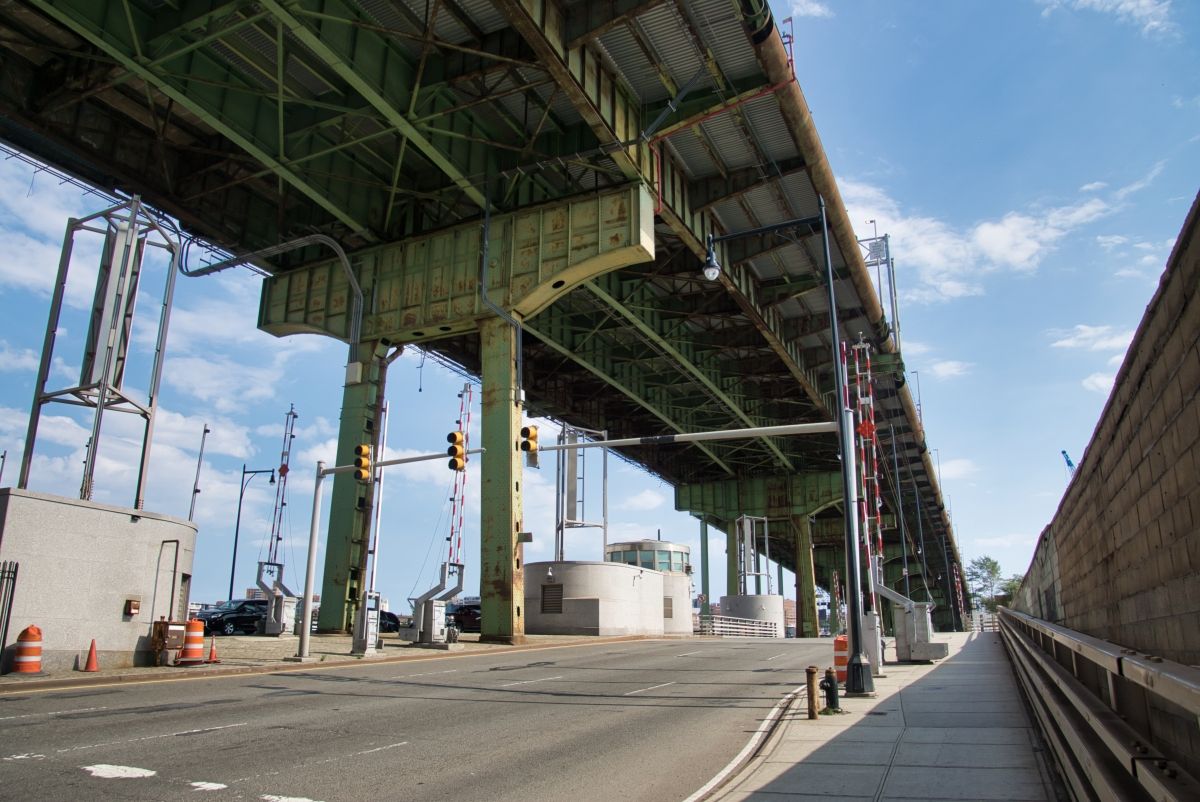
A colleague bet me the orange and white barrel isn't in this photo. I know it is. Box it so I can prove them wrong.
[833,634,848,684]
[177,619,206,664]
[13,625,43,674]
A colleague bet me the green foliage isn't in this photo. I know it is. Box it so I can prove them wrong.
[966,556,1002,608]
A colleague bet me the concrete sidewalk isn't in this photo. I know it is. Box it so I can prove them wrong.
[709,631,1062,802]
[0,631,633,692]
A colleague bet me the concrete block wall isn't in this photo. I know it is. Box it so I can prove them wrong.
[1014,192,1199,665]
[0,489,197,671]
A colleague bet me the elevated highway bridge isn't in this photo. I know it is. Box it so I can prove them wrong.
[0,0,962,639]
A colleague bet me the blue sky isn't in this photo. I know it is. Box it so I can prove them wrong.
[1,1,1197,611]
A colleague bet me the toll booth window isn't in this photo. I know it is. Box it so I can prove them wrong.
[639,550,655,569]
[656,550,671,572]
[624,550,638,565]
[672,552,684,572]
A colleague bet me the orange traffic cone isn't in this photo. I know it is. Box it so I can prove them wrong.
[82,639,99,672]
[207,635,220,664]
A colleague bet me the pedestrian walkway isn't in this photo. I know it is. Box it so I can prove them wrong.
[709,631,1061,802]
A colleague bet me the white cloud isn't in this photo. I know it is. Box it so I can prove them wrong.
[1038,0,1177,37]
[791,1,833,19]
[1080,181,1108,192]
[1106,353,1126,367]
[838,171,1162,303]
[1082,371,1115,393]
[937,458,978,481]
[0,340,38,372]
[1113,160,1166,201]
[1096,234,1128,250]
[1050,324,1134,351]
[929,360,971,379]
[1173,95,1200,109]
[900,340,931,356]
[621,489,665,512]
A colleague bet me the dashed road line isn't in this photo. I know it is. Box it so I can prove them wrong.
[624,681,676,696]
[0,706,108,721]
[499,675,562,688]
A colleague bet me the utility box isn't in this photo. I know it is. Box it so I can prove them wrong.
[895,603,949,662]
[420,600,447,644]
[151,620,186,666]
[864,611,884,676]
[264,596,298,636]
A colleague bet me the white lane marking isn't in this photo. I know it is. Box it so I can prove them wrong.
[682,683,804,802]
[56,722,248,753]
[499,675,562,688]
[388,669,458,679]
[4,753,46,761]
[191,781,228,791]
[261,796,323,802]
[624,681,676,696]
[355,741,407,755]
[0,706,108,721]
[81,764,157,778]
[676,651,702,657]
[765,653,787,661]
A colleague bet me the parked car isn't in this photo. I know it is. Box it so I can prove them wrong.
[379,610,404,633]
[198,599,269,635]
[448,602,481,632]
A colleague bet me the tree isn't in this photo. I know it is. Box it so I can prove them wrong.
[966,556,1002,610]
[998,574,1024,604]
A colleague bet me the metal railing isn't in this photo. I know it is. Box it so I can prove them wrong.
[998,607,1200,801]
[0,561,17,671]
[697,615,780,638]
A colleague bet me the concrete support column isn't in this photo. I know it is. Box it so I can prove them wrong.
[793,515,819,637]
[479,317,526,644]
[318,344,384,632]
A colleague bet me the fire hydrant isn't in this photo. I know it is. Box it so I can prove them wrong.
[819,666,840,711]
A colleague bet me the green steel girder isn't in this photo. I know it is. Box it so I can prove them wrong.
[259,0,488,208]
[691,156,810,212]
[259,184,654,344]
[524,319,734,474]
[714,243,832,414]
[645,75,782,142]
[493,0,645,182]
[563,0,669,49]
[29,0,383,237]
[583,278,792,470]
[675,472,843,526]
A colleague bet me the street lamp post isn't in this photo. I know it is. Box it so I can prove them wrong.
[228,464,275,601]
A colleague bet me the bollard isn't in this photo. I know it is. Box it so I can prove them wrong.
[819,666,840,711]
[13,625,43,674]
[806,666,819,719]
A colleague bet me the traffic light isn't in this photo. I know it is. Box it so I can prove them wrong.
[520,425,538,453]
[447,430,466,471]
[520,424,539,468]
[352,444,372,481]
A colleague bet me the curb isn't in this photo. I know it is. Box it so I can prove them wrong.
[0,634,650,694]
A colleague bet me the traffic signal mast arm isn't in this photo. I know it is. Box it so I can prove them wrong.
[530,420,837,453]
[319,447,486,478]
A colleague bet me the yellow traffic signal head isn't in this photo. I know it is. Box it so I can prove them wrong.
[447,431,466,471]
[519,425,539,452]
[352,443,372,481]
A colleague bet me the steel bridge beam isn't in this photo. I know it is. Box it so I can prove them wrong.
[259,0,487,208]
[259,184,653,344]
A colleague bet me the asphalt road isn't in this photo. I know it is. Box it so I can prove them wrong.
[0,638,830,801]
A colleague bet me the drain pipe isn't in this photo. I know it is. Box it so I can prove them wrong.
[478,177,524,406]
[180,234,363,360]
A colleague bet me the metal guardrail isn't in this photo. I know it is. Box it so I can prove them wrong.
[998,607,1200,801]
[697,615,780,638]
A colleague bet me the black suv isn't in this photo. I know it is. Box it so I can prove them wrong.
[448,603,482,633]
[198,599,269,635]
